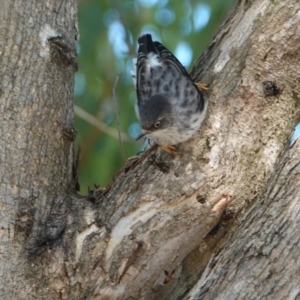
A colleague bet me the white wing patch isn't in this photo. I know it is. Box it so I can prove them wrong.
[147,52,161,67]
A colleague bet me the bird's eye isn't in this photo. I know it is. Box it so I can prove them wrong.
[154,121,161,128]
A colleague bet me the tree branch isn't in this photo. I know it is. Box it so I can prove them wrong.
[64,0,300,299]
[74,105,131,142]
[184,136,300,299]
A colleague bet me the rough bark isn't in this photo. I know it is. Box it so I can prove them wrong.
[183,137,300,300]
[0,0,78,298]
[1,0,300,299]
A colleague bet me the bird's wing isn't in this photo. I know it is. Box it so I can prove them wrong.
[153,41,191,78]
[133,34,201,106]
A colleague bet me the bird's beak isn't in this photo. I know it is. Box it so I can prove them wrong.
[135,129,150,141]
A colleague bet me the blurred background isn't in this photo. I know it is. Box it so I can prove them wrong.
[75,0,237,195]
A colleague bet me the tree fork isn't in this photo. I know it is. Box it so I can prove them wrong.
[1,0,300,299]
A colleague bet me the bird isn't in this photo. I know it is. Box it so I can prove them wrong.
[131,34,208,154]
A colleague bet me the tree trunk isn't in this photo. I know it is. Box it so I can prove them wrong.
[1,0,300,299]
[0,0,78,298]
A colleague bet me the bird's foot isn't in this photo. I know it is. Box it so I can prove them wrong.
[195,82,208,91]
[161,145,177,156]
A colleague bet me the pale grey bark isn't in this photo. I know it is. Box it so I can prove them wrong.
[183,137,300,300]
[0,0,78,298]
[1,0,300,299]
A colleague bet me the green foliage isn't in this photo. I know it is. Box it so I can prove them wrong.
[75,0,236,194]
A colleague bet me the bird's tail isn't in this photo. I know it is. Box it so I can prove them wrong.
[137,34,157,55]
[131,34,158,87]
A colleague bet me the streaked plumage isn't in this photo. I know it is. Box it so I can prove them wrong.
[131,34,207,148]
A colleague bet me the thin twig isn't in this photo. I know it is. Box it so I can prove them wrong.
[112,77,126,163]
[74,105,131,142]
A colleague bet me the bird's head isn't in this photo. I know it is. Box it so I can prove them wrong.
[136,94,174,140]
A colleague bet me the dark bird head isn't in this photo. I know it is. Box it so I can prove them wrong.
[136,94,174,140]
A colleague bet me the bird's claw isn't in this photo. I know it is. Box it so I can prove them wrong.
[161,145,177,156]
[195,82,208,91]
